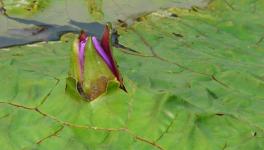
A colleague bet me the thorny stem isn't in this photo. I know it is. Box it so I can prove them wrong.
[134,135,164,150]
[36,77,60,108]
[125,27,229,88]
[115,43,153,57]
[0,113,10,119]
[223,0,235,10]
[256,36,264,45]
[36,126,64,144]
[0,101,165,150]
[155,115,177,142]
[130,28,158,56]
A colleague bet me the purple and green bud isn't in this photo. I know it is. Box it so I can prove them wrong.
[69,25,126,100]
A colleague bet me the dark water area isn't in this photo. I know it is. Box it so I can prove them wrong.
[0,0,210,49]
[0,15,105,48]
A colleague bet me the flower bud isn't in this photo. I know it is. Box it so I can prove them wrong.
[68,25,126,100]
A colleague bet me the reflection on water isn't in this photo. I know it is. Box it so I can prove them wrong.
[0,15,105,48]
[0,0,210,48]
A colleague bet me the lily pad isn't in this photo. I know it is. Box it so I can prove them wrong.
[1,0,264,149]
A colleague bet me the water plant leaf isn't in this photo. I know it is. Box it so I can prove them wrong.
[0,0,264,149]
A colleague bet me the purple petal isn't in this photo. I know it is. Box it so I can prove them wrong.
[79,37,88,81]
[92,36,114,71]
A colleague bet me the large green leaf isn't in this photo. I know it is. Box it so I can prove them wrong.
[1,0,264,149]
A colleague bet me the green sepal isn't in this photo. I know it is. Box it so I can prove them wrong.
[65,77,85,101]
[69,36,81,82]
[82,37,116,100]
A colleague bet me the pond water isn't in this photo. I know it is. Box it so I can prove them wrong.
[0,0,209,48]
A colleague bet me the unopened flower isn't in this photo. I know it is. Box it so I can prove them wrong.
[69,25,126,100]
